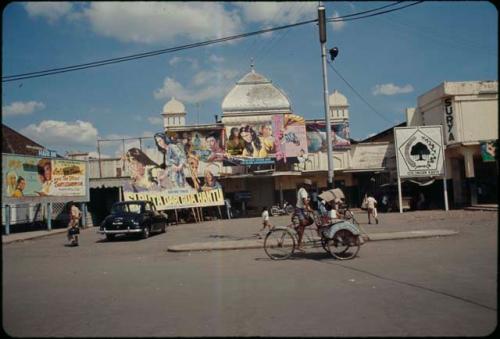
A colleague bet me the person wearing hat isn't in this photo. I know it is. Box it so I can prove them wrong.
[295,178,314,252]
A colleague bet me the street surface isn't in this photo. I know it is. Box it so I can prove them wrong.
[2,210,497,336]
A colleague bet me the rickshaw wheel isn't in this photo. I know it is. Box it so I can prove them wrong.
[264,228,296,260]
[326,229,360,260]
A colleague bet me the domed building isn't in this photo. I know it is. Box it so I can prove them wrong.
[329,89,349,122]
[221,66,292,128]
[161,97,186,130]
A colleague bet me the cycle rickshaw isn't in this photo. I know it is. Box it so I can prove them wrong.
[263,188,366,260]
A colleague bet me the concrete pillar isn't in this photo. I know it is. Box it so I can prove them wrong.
[4,205,11,235]
[81,203,87,228]
[462,147,477,205]
[462,148,475,178]
[47,202,52,231]
[451,158,464,207]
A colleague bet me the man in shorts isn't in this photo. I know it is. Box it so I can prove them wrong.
[295,179,314,251]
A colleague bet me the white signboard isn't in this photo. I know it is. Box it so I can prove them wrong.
[394,126,445,178]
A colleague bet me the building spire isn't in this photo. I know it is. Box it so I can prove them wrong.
[250,57,255,72]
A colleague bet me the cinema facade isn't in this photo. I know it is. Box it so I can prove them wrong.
[75,68,497,222]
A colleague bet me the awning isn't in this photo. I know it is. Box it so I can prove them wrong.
[89,177,130,189]
[342,168,388,173]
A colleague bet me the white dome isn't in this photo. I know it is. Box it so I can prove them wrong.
[329,90,349,107]
[162,97,186,114]
[221,69,291,115]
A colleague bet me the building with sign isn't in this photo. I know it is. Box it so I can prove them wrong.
[85,68,387,220]
[406,80,498,206]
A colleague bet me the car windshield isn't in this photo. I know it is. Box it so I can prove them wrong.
[111,203,143,214]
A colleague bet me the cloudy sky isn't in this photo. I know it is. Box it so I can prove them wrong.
[2,1,497,155]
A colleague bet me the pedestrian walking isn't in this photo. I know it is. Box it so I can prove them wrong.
[257,207,272,239]
[67,202,81,246]
[366,194,378,224]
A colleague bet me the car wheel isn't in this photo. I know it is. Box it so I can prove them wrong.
[105,234,115,241]
[141,226,150,239]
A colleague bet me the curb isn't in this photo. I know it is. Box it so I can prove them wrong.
[2,228,92,245]
[167,229,459,252]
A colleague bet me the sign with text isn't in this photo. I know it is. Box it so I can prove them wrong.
[2,153,89,203]
[124,188,225,210]
[394,126,445,178]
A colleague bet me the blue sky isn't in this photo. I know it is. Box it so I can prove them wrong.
[2,1,497,157]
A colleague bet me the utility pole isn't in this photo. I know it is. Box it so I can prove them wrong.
[318,2,334,189]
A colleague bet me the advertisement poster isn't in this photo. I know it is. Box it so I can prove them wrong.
[123,131,225,210]
[480,140,497,162]
[306,122,351,152]
[224,122,275,166]
[2,155,87,199]
[280,114,308,158]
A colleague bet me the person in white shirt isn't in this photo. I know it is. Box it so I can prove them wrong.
[295,179,313,251]
[257,207,272,239]
[366,194,378,224]
[67,203,82,245]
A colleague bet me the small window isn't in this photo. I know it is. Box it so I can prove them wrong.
[144,203,151,212]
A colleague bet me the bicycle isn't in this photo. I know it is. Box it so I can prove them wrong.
[263,211,362,261]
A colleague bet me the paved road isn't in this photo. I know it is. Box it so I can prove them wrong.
[2,210,497,336]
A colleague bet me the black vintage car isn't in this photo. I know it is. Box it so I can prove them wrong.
[98,201,167,241]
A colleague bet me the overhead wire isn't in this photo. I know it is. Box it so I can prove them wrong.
[3,1,424,82]
[327,1,423,22]
[327,60,394,125]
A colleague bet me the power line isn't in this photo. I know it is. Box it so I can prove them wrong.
[327,61,393,124]
[3,2,424,82]
[327,1,423,23]
[2,19,317,82]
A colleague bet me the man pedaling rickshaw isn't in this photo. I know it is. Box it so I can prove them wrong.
[294,179,315,252]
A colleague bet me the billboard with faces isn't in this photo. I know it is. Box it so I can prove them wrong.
[224,114,308,165]
[2,154,88,203]
[122,131,225,210]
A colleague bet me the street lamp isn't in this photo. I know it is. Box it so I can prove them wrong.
[318,3,335,189]
[329,47,339,61]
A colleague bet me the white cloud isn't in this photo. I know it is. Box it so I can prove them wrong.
[2,101,45,116]
[168,56,199,69]
[154,68,239,104]
[23,2,73,22]
[82,2,242,44]
[20,120,98,150]
[329,11,345,31]
[235,2,316,25]
[169,56,182,66]
[372,83,414,96]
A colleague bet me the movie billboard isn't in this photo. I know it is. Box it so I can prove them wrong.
[2,154,88,202]
[224,121,276,166]
[122,131,225,210]
[224,114,307,165]
[306,122,351,153]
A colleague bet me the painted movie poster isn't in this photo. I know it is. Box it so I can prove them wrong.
[306,121,351,153]
[122,131,225,210]
[2,155,87,199]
